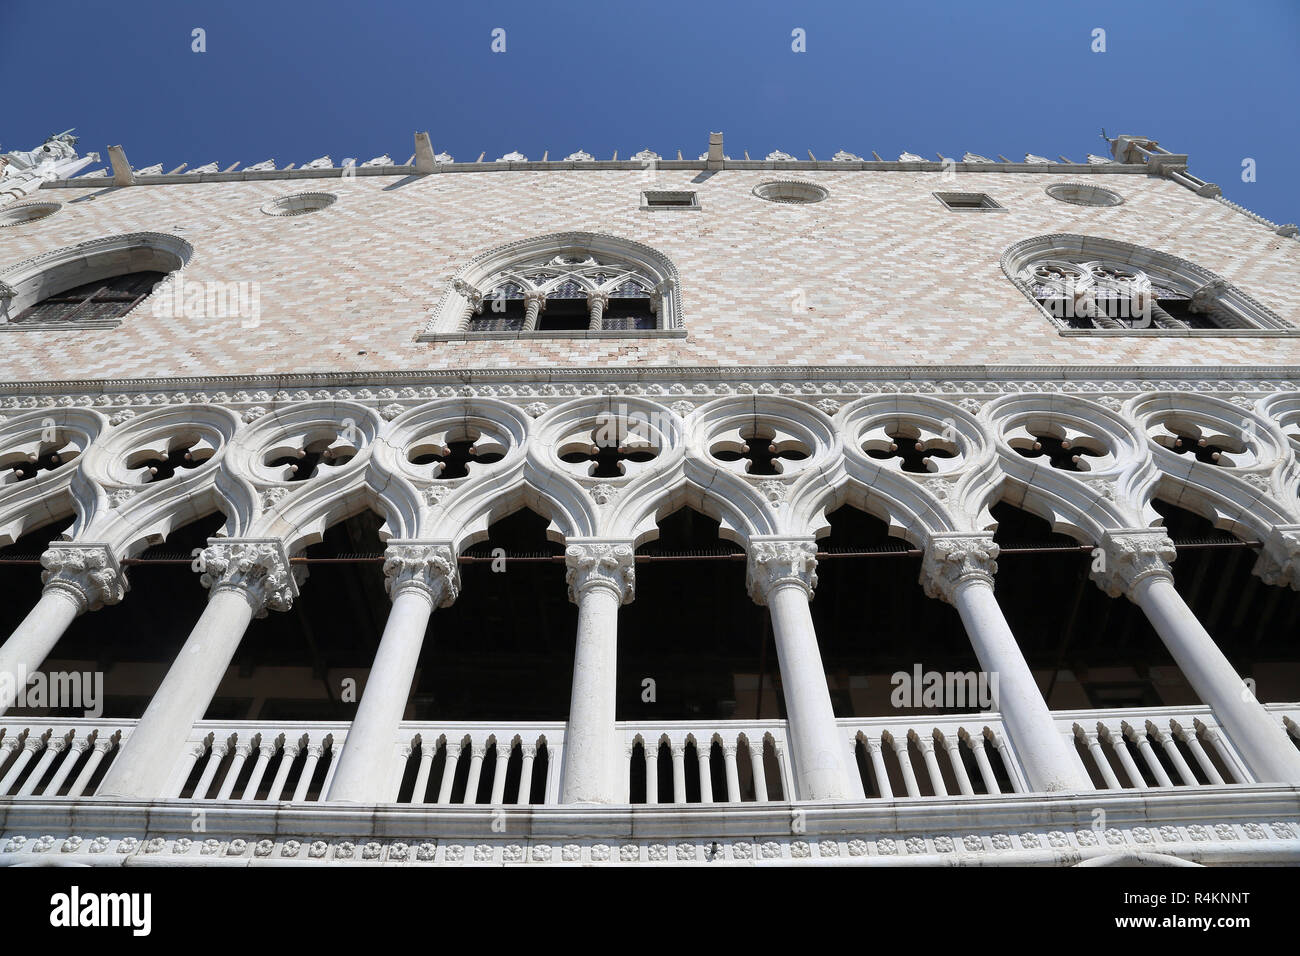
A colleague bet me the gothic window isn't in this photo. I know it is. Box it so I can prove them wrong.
[7,271,167,326]
[0,232,192,332]
[427,233,680,339]
[1003,235,1294,334]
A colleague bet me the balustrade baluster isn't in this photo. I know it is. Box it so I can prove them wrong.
[1174,722,1223,785]
[17,735,65,797]
[193,741,228,800]
[69,738,115,798]
[863,735,892,798]
[1124,722,1173,788]
[890,735,921,797]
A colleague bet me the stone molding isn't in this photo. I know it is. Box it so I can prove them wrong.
[1,790,1296,866]
[197,538,303,617]
[1090,529,1178,599]
[746,538,818,604]
[38,542,127,613]
[381,541,460,607]
[920,534,1000,605]
[4,386,1300,598]
[564,541,635,605]
[1254,525,1300,592]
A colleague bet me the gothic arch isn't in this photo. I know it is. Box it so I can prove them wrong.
[420,231,682,336]
[1001,233,1291,332]
[0,232,193,327]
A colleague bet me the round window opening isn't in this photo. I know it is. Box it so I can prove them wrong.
[260,192,338,217]
[1045,183,1124,207]
[753,181,828,205]
[0,202,60,227]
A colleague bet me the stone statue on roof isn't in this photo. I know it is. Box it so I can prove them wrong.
[0,129,80,179]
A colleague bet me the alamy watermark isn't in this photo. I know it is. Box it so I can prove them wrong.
[0,665,104,717]
[150,274,261,329]
[891,664,999,711]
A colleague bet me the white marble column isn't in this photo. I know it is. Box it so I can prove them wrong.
[921,533,1091,792]
[327,542,459,803]
[560,540,635,804]
[1093,529,1300,783]
[0,544,126,716]
[522,291,545,331]
[746,537,851,801]
[587,292,610,331]
[97,539,303,798]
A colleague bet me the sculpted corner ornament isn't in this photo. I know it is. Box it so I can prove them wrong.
[565,542,635,604]
[382,543,460,607]
[1090,530,1177,599]
[746,538,818,604]
[198,539,304,617]
[40,543,127,612]
[1254,525,1300,591]
[921,535,999,604]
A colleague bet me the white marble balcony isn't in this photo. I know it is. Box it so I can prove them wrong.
[3,704,1294,805]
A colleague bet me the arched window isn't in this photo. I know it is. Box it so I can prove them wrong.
[0,232,191,331]
[1001,234,1293,334]
[418,232,682,340]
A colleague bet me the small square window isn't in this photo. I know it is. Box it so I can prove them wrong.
[933,191,1005,211]
[641,190,700,211]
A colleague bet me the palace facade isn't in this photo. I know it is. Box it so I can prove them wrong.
[1,132,1298,866]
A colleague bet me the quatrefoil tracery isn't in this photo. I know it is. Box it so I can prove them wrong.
[263,430,358,482]
[862,423,958,474]
[1149,420,1252,468]
[557,424,658,479]
[124,434,217,484]
[709,425,810,477]
[408,428,507,480]
[1004,422,1110,473]
[0,433,80,484]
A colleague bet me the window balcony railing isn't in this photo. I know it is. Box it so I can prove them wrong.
[1,704,1297,805]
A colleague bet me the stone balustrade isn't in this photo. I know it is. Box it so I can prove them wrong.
[5,705,1297,805]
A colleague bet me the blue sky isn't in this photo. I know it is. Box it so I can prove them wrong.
[2,0,1297,223]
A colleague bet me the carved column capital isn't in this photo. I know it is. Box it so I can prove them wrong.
[198,538,304,618]
[920,533,999,605]
[1253,525,1300,591]
[381,541,460,607]
[745,537,818,605]
[39,543,128,613]
[1090,529,1176,599]
[564,540,635,604]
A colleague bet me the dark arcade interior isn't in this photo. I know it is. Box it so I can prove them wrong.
[2,494,1300,726]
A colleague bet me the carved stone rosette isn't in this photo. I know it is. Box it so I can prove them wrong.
[564,541,635,605]
[746,538,818,605]
[381,542,460,607]
[921,534,1000,605]
[39,543,127,613]
[198,539,304,617]
[1090,529,1177,599]
[1253,525,1300,592]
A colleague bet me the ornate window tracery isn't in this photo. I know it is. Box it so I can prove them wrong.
[1003,235,1293,334]
[418,232,681,339]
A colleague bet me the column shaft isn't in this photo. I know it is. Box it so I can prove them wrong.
[765,583,850,800]
[97,589,256,798]
[560,583,622,803]
[1134,576,1300,783]
[0,590,81,715]
[951,580,1091,791]
[328,587,434,802]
